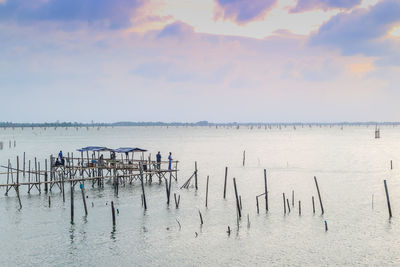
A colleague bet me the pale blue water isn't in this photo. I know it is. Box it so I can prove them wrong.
[0,125,400,266]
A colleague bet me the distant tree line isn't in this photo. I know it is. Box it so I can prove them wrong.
[0,121,399,127]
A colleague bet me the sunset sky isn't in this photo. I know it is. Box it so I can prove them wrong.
[1,0,399,122]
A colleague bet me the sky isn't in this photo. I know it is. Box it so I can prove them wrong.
[0,0,400,123]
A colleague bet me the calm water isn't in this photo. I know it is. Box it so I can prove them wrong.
[0,126,400,266]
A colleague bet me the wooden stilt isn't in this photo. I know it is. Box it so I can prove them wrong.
[233,178,241,218]
[205,175,209,207]
[223,167,227,199]
[314,176,324,214]
[264,169,268,211]
[384,180,392,218]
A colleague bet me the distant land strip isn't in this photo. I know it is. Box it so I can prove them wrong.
[0,121,399,127]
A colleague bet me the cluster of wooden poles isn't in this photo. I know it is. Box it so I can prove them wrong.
[0,140,16,150]
[0,153,396,233]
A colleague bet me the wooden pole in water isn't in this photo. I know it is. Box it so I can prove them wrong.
[23,152,25,178]
[205,175,209,208]
[199,210,203,225]
[165,179,170,205]
[139,162,147,210]
[299,200,301,215]
[223,167,228,199]
[111,201,116,225]
[384,180,392,218]
[62,173,65,203]
[168,172,172,203]
[174,193,179,208]
[81,184,88,216]
[49,196,51,207]
[233,178,241,218]
[286,199,291,213]
[242,150,245,167]
[314,176,324,214]
[194,161,198,190]
[390,160,393,170]
[70,182,74,224]
[239,195,243,210]
[16,156,22,209]
[312,196,315,213]
[283,193,286,214]
[292,190,294,207]
[256,196,259,214]
[44,159,48,193]
[264,169,268,211]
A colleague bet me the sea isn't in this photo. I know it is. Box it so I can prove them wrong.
[0,125,399,266]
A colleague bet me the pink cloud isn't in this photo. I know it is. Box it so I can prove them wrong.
[214,0,278,24]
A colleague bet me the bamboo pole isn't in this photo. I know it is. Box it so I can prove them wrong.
[205,175,209,207]
[81,184,88,216]
[314,176,324,214]
[139,162,147,210]
[264,169,268,211]
[223,167,227,199]
[194,161,198,190]
[384,180,392,218]
[233,178,241,218]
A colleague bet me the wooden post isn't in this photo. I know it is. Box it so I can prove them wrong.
[233,178,241,218]
[139,162,147,210]
[44,159,48,193]
[199,210,203,225]
[165,178,170,205]
[111,201,116,225]
[264,169,268,211]
[312,196,315,213]
[205,175,209,207]
[194,161,198,190]
[299,200,301,215]
[286,199,291,213]
[256,196,259,214]
[390,160,393,170]
[38,162,41,193]
[62,173,65,203]
[314,176,324,214]
[49,196,51,207]
[5,159,10,196]
[242,150,245,167]
[223,167,228,199]
[16,156,22,209]
[283,193,286,214]
[70,182,74,224]
[384,180,392,218]
[23,152,26,178]
[168,172,172,204]
[28,160,31,187]
[174,193,179,208]
[292,190,294,207]
[81,184,88,216]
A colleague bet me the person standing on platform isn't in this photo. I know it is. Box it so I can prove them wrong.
[168,152,172,170]
[156,152,161,170]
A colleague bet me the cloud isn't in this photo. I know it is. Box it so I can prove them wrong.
[157,21,194,38]
[291,0,362,12]
[214,0,278,24]
[310,0,400,64]
[0,0,146,29]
